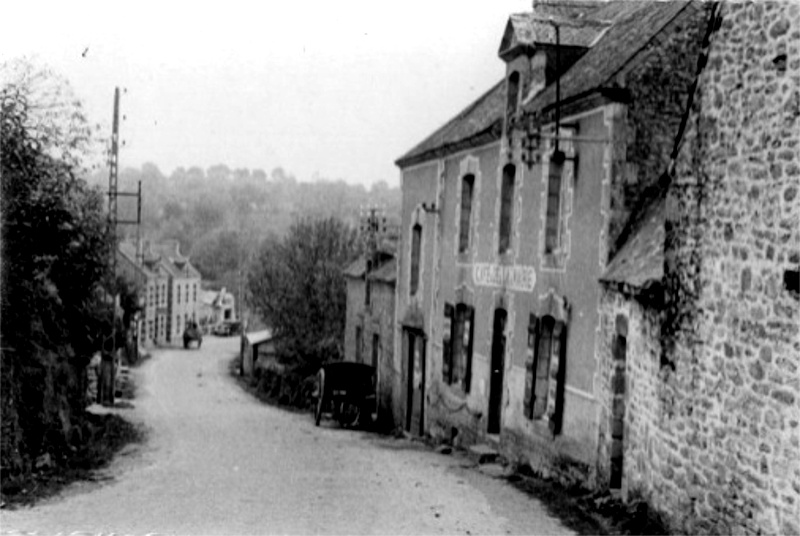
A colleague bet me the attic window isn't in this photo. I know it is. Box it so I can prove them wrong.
[507,71,521,119]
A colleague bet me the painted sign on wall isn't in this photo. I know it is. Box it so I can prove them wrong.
[473,263,536,292]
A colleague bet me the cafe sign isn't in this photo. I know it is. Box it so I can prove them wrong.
[472,263,536,292]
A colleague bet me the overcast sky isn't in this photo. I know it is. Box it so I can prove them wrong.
[2,1,528,187]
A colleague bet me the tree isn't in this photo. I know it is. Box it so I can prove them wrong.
[247,216,361,375]
[1,67,116,472]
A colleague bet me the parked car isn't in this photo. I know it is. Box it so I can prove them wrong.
[212,320,241,337]
[183,321,203,349]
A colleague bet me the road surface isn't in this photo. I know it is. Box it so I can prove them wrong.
[1,336,573,535]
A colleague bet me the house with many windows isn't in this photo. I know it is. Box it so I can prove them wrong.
[118,240,202,346]
[393,0,710,487]
[145,240,201,343]
[118,241,170,346]
[393,1,799,533]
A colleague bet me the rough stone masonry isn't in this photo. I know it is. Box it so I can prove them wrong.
[660,1,800,534]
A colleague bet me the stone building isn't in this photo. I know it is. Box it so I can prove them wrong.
[393,0,711,477]
[145,240,202,344]
[117,240,202,346]
[343,247,398,428]
[597,2,800,534]
[118,241,170,346]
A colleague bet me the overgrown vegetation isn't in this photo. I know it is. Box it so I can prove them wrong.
[246,216,361,406]
[507,467,669,535]
[0,59,139,486]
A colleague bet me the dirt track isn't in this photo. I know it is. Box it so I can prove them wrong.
[1,336,573,535]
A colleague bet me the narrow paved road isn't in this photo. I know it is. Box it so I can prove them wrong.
[2,337,573,535]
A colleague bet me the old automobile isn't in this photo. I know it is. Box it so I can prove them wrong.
[313,361,376,428]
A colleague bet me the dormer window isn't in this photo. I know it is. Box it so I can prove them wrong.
[507,71,520,120]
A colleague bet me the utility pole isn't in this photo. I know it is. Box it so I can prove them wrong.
[101,87,143,406]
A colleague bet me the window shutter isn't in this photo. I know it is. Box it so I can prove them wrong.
[463,306,475,393]
[550,322,568,435]
[524,315,540,419]
[533,317,553,418]
[443,303,454,383]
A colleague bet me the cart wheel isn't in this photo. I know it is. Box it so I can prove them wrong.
[337,401,361,428]
[314,369,325,426]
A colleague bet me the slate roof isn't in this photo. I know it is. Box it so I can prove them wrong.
[396,1,694,168]
[118,241,159,278]
[144,240,202,279]
[504,10,611,52]
[343,255,396,284]
[369,258,397,284]
[395,79,506,168]
[244,329,273,346]
[600,194,666,289]
[524,1,691,113]
[343,257,368,279]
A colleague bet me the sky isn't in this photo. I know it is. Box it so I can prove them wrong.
[2,1,529,187]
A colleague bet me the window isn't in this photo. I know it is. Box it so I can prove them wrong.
[459,174,475,253]
[355,326,363,363]
[410,224,422,295]
[162,284,166,306]
[372,334,380,370]
[499,164,515,253]
[365,261,372,306]
[193,283,197,302]
[545,156,565,254]
[177,285,181,304]
[506,71,520,120]
[524,315,566,421]
[176,315,181,334]
[443,303,474,392]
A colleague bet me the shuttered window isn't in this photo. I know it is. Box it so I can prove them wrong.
[525,315,567,421]
[443,303,474,393]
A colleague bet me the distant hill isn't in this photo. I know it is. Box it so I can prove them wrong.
[88,163,400,290]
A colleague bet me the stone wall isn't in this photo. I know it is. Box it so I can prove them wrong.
[596,287,665,497]
[607,2,711,258]
[662,2,800,534]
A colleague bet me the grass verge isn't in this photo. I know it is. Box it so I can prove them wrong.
[0,412,145,509]
[506,470,669,535]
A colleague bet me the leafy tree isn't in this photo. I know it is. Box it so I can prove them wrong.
[247,216,361,375]
[1,65,118,472]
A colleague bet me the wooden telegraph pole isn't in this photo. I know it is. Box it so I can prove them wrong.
[100,87,143,406]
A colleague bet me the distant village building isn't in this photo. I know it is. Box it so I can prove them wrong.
[199,287,236,329]
[118,239,202,346]
[392,1,798,534]
[343,244,398,428]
